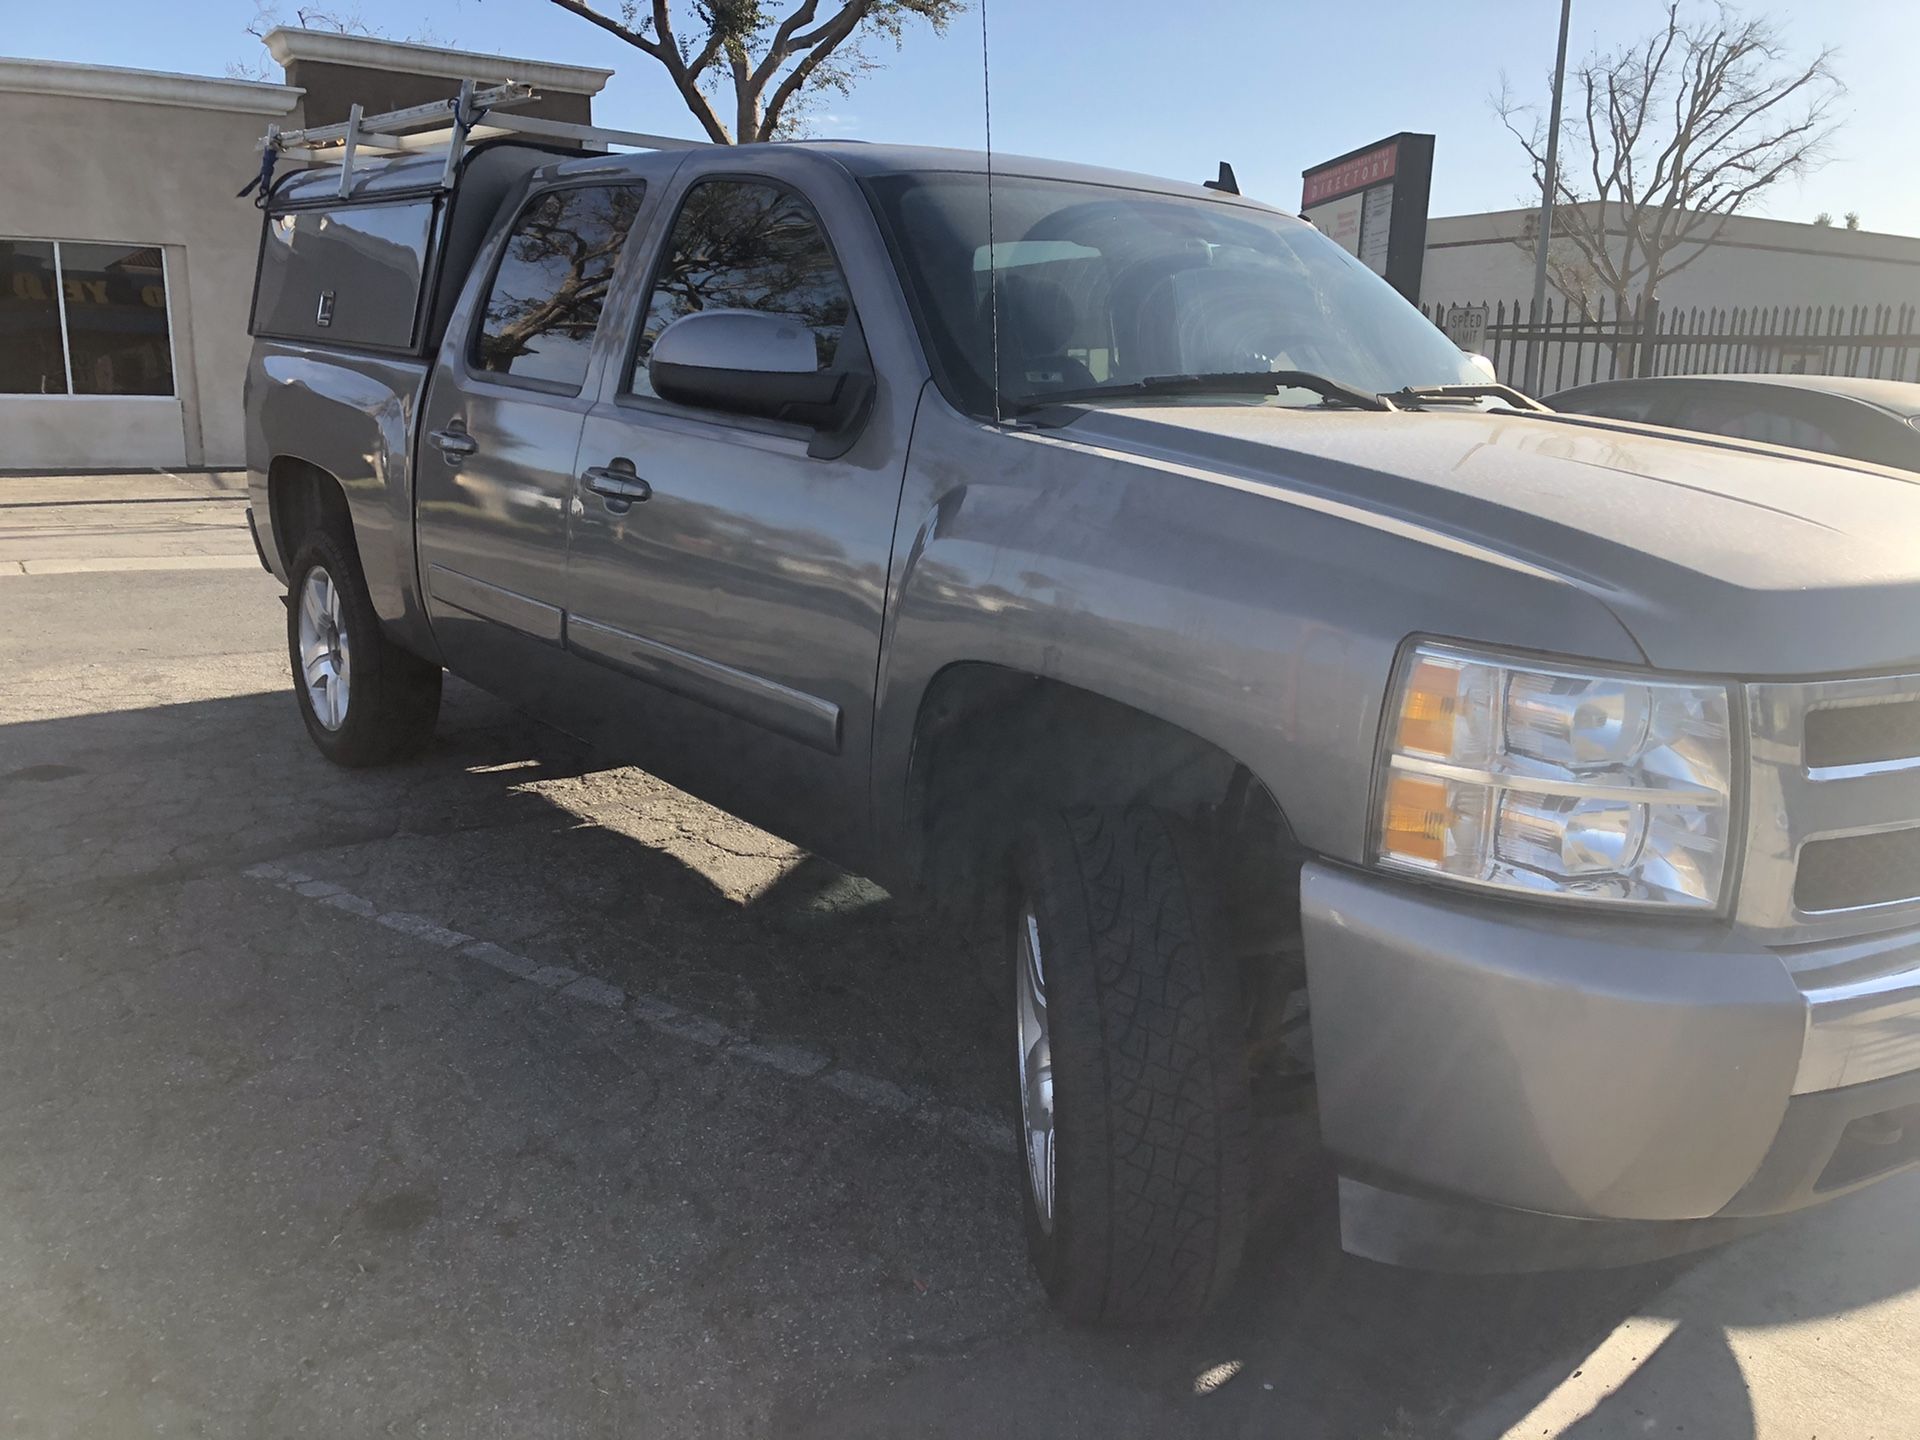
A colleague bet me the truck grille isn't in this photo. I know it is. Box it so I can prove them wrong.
[1744,673,1920,935]
[1807,700,1920,770]
[1796,827,1920,913]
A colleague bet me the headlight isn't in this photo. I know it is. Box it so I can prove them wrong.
[1373,642,1736,910]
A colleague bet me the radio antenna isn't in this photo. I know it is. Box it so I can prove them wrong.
[980,0,1002,425]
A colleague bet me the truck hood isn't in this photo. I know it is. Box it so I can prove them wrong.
[1059,402,1920,676]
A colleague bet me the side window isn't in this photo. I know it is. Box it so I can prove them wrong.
[1563,388,1659,422]
[1683,396,1838,455]
[1753,410,1839,455]
[628,180,851,399]
[472,183,644,390]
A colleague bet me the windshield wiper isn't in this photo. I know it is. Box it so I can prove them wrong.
[1383,383,1550,413]
[1015,369,1397,417]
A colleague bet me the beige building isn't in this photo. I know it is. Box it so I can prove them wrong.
[1421,204,1920,314]
[0,31,611,472]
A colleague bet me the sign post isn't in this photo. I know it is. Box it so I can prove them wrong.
[1525,0,1575,395]
[1300,133,1435,305]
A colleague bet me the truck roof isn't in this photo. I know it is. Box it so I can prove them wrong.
[270,137,1285,215]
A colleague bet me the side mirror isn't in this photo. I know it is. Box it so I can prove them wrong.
[1462,350,1498,382]
[649,309,873,455]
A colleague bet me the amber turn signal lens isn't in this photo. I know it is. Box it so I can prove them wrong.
[1395,657,1466,759]
[1380,772,1453,866]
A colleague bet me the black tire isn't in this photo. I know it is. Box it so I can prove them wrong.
[286,530,441,767]
[1009,805,1252,1324]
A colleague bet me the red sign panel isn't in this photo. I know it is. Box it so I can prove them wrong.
[1301,142,1400,208]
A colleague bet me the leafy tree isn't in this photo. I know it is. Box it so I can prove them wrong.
[1496,1,1842,311]
[546,0,965,142]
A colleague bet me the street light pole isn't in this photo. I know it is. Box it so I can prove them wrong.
[1525,0,1573,396]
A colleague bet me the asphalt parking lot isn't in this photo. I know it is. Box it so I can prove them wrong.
[5,474,1920,1439]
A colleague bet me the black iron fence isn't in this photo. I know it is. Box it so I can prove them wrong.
[1425,296,1920,394]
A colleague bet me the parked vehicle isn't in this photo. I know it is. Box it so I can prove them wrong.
[245,98,1920,1324]
[1548,373,1920,474]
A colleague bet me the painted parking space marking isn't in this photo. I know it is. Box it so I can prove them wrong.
[7,554,263,576]
[242,860,1014,1155]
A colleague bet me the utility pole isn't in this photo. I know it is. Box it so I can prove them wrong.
[1525,0,1573,396]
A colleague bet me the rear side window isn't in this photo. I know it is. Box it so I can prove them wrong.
[253,200,436,350]
[473,183,645,390]
[627,179,851,399]
[1555,387,1661,422]
[1679,395,1840,456]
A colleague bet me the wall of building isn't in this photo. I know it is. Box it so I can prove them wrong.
[1,33,612,473]
[267,30,609,129]
[286,58,594,128]
[0,70,299,470]
[1422,206,1920,314]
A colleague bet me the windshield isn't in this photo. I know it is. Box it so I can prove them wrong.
[865,171,1481,418]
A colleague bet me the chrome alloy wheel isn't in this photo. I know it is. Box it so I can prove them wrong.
[298,565,352,731]
[1016,905,1055,1233]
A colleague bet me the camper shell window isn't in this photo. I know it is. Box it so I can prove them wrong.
[251,198,440,352]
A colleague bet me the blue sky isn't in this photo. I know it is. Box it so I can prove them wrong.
[12,0,1917,235]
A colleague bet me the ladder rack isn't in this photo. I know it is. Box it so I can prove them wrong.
[259,79,706,198]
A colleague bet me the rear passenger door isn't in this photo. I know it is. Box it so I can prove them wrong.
[562,169,905,866]
[415,180,645,703]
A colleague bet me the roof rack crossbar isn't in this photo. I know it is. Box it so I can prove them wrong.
[270,81,533,152]
[478,110,706,152]
[258,80,708,198]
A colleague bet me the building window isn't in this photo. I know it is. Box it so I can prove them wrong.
[0,239,175,397]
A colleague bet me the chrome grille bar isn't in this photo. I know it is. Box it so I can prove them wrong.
[1742,672,1920,940]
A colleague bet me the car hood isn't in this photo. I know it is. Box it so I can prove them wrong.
[1058,402,1920,676]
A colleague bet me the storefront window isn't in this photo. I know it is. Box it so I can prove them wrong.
[0,238,174,397]
[0,240,68,394]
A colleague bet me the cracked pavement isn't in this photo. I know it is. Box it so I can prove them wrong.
[4,477,1920,1439]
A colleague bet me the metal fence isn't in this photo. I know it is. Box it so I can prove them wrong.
[1425,296,1920,394]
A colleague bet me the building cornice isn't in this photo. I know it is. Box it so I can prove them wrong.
[0,57,302,115]
[261,27,613,96]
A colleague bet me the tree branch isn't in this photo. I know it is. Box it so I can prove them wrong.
[548,0,960,145]
[760,0,874,138]
[543,0,662,56]
[748,0,824,94]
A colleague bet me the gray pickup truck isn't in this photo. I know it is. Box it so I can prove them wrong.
[245,128,1920,1324]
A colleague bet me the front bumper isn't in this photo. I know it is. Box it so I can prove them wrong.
[1301,863,1920,1267]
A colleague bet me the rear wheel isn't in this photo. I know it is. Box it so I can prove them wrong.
[1009,806,1252,1323]
[287,530,440,766]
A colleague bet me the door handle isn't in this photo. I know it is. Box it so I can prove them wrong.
[581,460,652,509]
[428,421,478,463]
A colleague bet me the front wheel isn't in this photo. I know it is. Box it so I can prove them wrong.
[287,531,441,767]
[1010,806,1252,1324]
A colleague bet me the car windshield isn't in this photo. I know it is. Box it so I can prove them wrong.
[865,170,1481,418]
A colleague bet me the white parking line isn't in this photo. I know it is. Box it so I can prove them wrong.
[243,861,1015,1155]
[6,554,263,576]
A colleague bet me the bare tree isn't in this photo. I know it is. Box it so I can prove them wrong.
[544,0,964,143]
[1496,2,1842,313]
